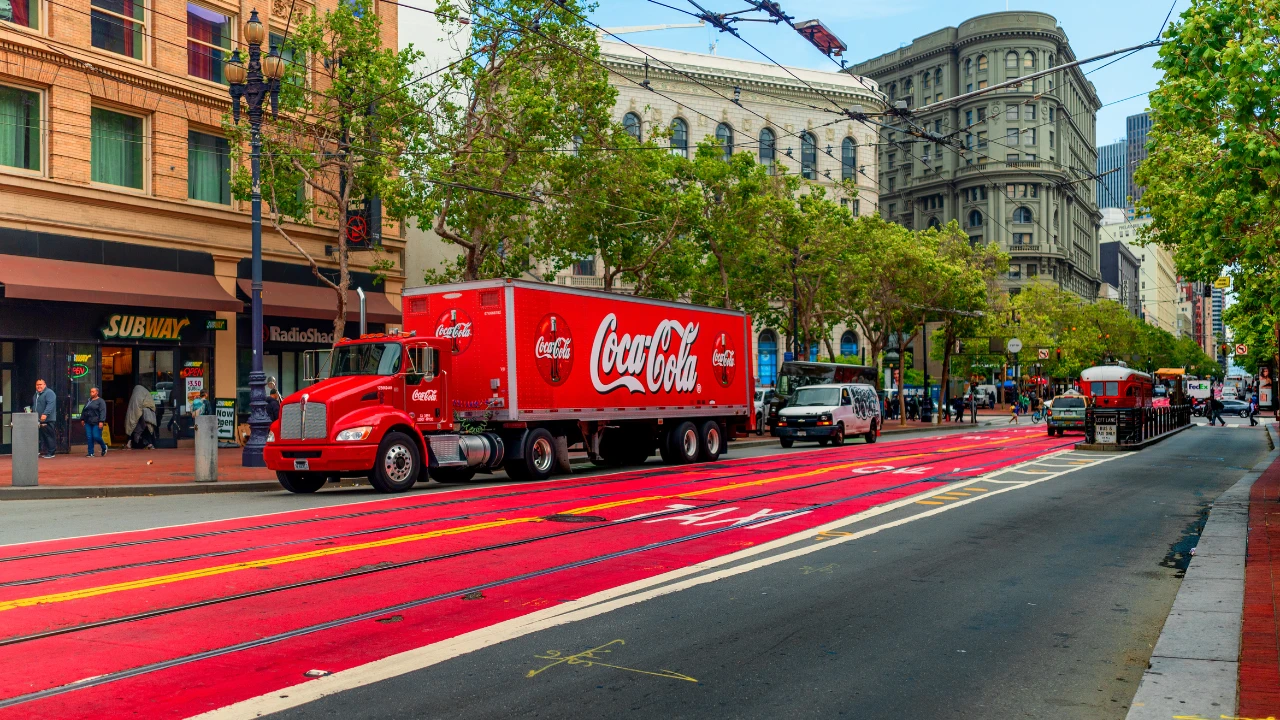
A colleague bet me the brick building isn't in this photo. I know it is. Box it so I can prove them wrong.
[0,0,403,454]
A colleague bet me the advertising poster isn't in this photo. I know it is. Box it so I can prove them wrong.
[1259,365,1274,409]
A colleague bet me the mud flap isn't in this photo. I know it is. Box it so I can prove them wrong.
[554,434,572,473]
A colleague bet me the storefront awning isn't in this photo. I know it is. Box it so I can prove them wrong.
[0,255,242,312]
[1155,368,1186,377]
[237,280,400,324]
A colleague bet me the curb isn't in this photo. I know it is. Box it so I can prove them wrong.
[0,421,999,501]
[1125,424,1279,719]
[1075,422,1195,452]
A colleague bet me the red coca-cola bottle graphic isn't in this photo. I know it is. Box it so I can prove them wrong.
[549,316,561,384]
[718,332,730,386]
[712,331,735,387]
[449,309,460,354]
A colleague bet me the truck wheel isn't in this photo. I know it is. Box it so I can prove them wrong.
[430,466,478,483]
[369,431,421,493]
[830,423,845,446]
[864,421,878,444]
[277,471,325,493]
[625,429,654,465]
[668,421,700,464]
[505,427,556,481]
[779,437,794,449]
[658,426,677,464]
[698,420,723,462]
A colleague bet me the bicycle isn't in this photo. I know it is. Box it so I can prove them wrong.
[1031,409,1044,423]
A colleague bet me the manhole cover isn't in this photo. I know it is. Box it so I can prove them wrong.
[543,514,607,523]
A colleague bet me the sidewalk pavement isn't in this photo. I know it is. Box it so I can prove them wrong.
[0,418,997,500]
[1127,423,1279,719]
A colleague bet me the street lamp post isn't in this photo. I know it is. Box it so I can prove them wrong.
[226,10,285,467]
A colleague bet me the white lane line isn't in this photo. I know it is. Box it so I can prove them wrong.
[193,449,1122,720]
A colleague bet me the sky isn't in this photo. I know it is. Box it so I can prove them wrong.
[587,0,1177,144]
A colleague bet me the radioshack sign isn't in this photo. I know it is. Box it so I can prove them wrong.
[269,326,336,345]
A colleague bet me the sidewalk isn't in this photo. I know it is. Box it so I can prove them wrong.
[1240,437,1280,714]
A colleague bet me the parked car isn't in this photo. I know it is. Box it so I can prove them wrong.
[1045,393,1088,436]
[774,383,881,447]
[753,388,778,436]
[1220,398,1251,417]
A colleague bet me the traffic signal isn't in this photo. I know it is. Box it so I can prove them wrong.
[1055,347,1062,361]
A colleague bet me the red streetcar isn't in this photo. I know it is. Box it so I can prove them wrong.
[1079,365,1154,409]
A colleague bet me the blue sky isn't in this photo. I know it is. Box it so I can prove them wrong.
[588,0,1175,144]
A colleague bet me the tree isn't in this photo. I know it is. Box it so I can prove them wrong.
[416,0,618,280]
[235,0,431,343]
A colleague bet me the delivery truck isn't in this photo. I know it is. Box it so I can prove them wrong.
[264,279,755,493]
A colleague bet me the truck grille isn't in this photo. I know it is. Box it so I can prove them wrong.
[281,402,327,440]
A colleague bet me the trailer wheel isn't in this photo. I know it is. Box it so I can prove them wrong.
[668,421,700,464]
[277,471,325,493]
[624,428,654,466]
[369,431,421,493]
[430,466,478,483]
[505,427,556,481]
[698,420,723,462]
[658,426,677,464]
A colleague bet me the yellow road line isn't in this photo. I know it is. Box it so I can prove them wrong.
[915,500,944,505]
[0,436,1026,613]
[963,487,988,492]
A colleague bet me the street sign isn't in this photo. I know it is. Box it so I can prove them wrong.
[1006,338,1023,353]
[1214,276,1231,289]
[1037,348,1049,360]
[1235,344,1248,356]
[1095,416,1117,444]
[215,399,236,441]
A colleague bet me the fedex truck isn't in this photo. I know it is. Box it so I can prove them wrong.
[264,279,755,493]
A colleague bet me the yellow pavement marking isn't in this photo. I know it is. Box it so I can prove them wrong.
[963,487,988,492]
[0,436,1030,614]
[945,492,970,497]
[526,639,696,682]
[915,500,945,505]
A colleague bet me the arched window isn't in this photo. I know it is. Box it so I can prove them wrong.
[757,330,778,387]
[934,68,942,87]
[903,78,913,94]
[968,209,983,227]
[669,117,688,158]
[623,112,642,142]
[1005,51,1018,69]
[1013,206,1033,224]
[889,83,897,100]
[922,72,930,89]
[841,137,856,180]
[800,131,817,180]
[928,216,941,229]
[976,54,988,71]
[715,122,734,161]
[964,58,972,75]
[1053,209,1059,226]
[840,331,859,357]
[759,127,776,169]
[1023,51,1035,71]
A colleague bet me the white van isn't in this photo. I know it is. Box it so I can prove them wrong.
[775,383,882,447]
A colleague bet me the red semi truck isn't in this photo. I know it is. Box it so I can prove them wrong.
[264,279,755,493]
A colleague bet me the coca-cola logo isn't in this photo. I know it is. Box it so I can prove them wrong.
[590,313,699,395]
[435,308,473,354]
[712,332,737,388]
[411,388,438,402]
[534,313,573,386]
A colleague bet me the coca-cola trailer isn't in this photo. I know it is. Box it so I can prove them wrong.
[263,279,755,492]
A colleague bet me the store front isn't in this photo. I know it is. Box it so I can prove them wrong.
[0,254,241,453]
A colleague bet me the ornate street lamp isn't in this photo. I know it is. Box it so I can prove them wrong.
[226,9,285,467]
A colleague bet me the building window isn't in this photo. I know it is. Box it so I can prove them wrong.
[887,153,895,169]
[1027,128,1036,144]
[269,32,306,89]
[188,130,229,204]
[1049,130,1055,148]
[976,107,986,123]
[1009,264,1021,279]
[669,117,688,158]
[1013,232,1033,245]
[1024,104,1036,121]
[759,127,775,169]
[92,0,145,59]
[840,331,858,357]
[573,256,596,276]
[922,72,930,89]
[888,83,896,101]
[0,0,38,28]
[1014,206,1033,224]
[977,54,988,72]
[1007,153,1019,163]
[1006,105,1018,121]
[964,58,971,75]
[1027,264,1038,277]
[841,137,855,180]
[758,330,778,386]
[1006,127,1019,145]
[188,3,232,84]
[1005,51,1018,70]
[623,112,641,142]
[978,80,988,90]
[965,110,973,127]
[976,132,987,148]
[91,107,144,189]
[887,177,895,192]
[935,68,942,87]
[927,216,940,229]
[0,85,40,172]
[888,203,895,216]
[1049,108,1055,122]
[799,132,816,180]
[966,83,973,93]
[968,210,983,227]
[715,122,733,162]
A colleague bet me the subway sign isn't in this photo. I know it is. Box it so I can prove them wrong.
[102,314,191,341]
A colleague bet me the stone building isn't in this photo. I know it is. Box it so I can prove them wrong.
[0,0,403,454]
[849,10,1103,302]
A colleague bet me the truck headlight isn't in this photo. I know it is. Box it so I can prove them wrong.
[267,430,275,443]
[335,426,372,442]
[817,413,833,426]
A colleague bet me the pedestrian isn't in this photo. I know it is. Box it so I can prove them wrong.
[266,389,281,423]
[81,387,108,457]
[125,385,157,449]
[1249,393,1259,427]
[1008,403,1019,424]
[32,379,56,458]
[970,392,978,424]
[1210,396,1225,427]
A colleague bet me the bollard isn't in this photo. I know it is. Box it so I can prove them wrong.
[194,415,218,483]
[11,413,38,487]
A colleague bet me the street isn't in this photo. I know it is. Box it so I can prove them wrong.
[0,424,1265,719]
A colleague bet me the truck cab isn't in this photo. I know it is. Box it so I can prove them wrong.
[264,333,504,493]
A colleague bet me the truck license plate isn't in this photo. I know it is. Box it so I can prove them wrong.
[293,459,310,471]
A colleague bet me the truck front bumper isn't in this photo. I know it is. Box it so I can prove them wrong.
[265,442,378,474]
[773,425,837,439]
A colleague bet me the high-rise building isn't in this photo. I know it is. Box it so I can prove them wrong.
[1099,242,1141,318]
[1212,287,1226,370]
[1126,112,1152,211]
[1100,217,1177,334]
[849,11,1103,301]
[1096,141,1127,210]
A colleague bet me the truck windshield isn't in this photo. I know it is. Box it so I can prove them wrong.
[330,343,401,377]
[791,388,840,407]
